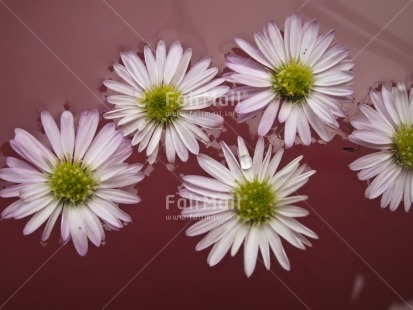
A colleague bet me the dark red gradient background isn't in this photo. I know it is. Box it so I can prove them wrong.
[0,1,413,309]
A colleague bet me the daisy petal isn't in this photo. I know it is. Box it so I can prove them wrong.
[144,45,158,85]
[60,111,77,160]
[14,131,55,173]
[267,22,286,63]
[113,64,142,90]
[226,56,270,79]
[270,220,305,249]
[95,189,141,204]
[404,173,412,211]
[179,68,219,93]
[41,111,63,158]
[231,224,248,256]
[231,74,272,88]
[296,108,312,145]
[235,37,272,68]
[23,200,58,235]
[303,104,332,142]
[68,207,88,256]
[221,141,244,180]
[207,221,239,266]
[389,174,404,211]
[74,109,99,160]
[82,207,104,247]
[174,121,199,155]
[104,80,139,97]
[312,44,349,74]
[286,13,302,60]
[197,154,235,186]
[314,70,354,87]
[165,126,176,163]
[172,48,192,87]
[182,111,224,129]
[265,226,290,270]
[258,228,271,270]
[156,40,166,82]
[366,164,401,199]
[276,206,309,217]
[258,99,280,136]
[244,228,259,277]
[121,51,151,89]
[235,90,275,114]
[351,130,392,145]
[252,137,265,174]
[183,175,232,192]
[186,212,233,236]
[349,151,392,171]
[41,202,63,241]
[146,125,163,157]
[300,19,319,61]
[307,29,335,66]
[170,124,189,162]
[198,219,237,251]
[284,107,298,148]
[87,197,123,229]
[395,82,409,124]
[14,195,54,219]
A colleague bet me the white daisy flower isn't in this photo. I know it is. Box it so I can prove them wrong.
[225,13,354,147]
[349,82,413,211]
[180,136,317,277]
[0,110,144,256]
[103,40,228,163]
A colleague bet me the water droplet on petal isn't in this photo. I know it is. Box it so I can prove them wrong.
[240,154,252,170]
[237,136,252,170]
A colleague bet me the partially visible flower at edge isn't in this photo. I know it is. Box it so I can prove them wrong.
[0,109,144,255]
[349,82,413,211]
[225,13,354,147]
[179,136,317,277]
[103,40,229,164]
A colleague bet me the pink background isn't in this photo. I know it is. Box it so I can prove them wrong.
[0,0,413,309]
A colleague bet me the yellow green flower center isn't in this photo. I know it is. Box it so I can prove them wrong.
[393,126,413,169]
[141,85,182,123]
[233,178,276,225]
[49,161,98,206]
[271,60,314,103]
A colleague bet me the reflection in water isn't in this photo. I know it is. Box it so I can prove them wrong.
[245,113,263,137]
[388,300,413,310]
[308,0,413,65]
[143,165,155,177]
[245,106,350,149]
[350,273,365,303]
[267,132,284,152]
[166,163,178,172]
[204,127,225,152]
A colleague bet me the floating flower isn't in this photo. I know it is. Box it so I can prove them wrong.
[225,13,354,147]
[104,40,228,163]
[349,82,413,211]
[179,136,317,276]
[0,110,144,255]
